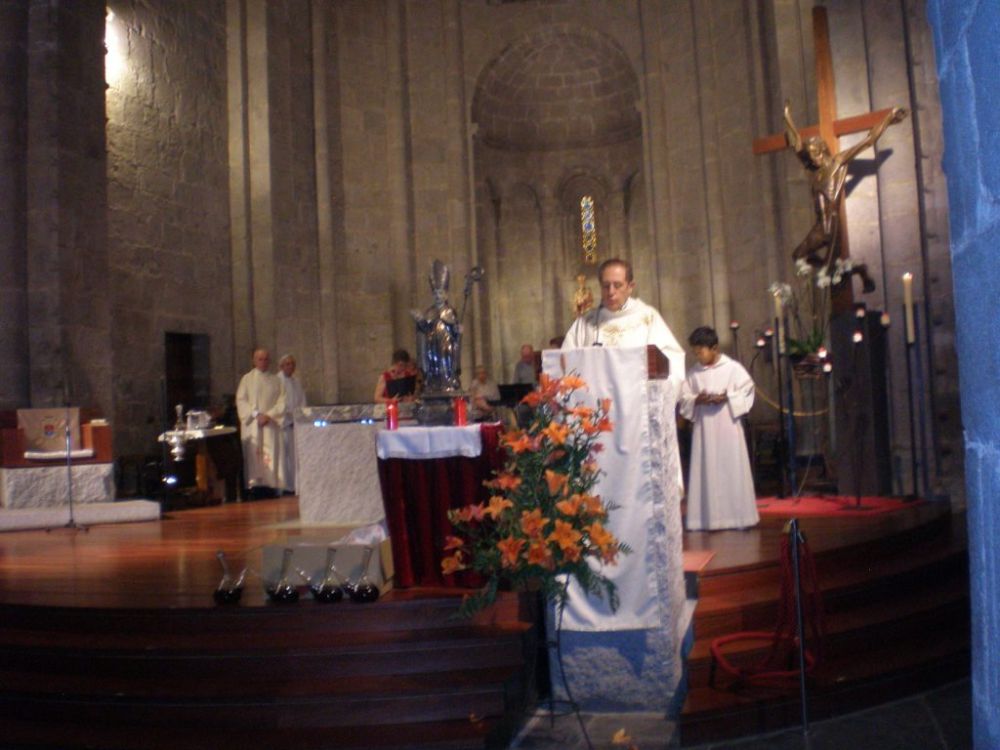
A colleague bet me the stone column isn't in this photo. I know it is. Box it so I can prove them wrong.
[25,0,112,415]
[0,1,30,409]
[927,2,1000,745]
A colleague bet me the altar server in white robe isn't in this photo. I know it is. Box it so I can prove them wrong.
[236,348,286,496]
[562,258,685,381]
[278,354,306,494]
[679,326,759,531]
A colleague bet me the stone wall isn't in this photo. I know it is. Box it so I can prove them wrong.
[926,2,1000,746]
[106,0,232,455]
[0,0,961,504]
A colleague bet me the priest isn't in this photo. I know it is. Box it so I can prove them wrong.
[236,348,286,498]
[562,258,685,380]
[277,353,306,494]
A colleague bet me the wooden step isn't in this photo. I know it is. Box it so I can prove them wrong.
[679,510,969,746]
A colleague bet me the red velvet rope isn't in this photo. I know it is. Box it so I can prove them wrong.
[709,529,825,686]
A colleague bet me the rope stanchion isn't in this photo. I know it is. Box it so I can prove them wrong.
[708,519,824,696]
[755,386,829,418]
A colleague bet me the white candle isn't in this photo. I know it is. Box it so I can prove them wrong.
[773,291,785,354]
[902,272,915,344]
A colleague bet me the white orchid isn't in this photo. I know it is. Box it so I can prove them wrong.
[767,281,794,305]
[795,258,813,277]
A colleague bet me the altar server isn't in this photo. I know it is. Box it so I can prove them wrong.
[679,326,759,531]
[562,258,685,381]
[236,348,286,498]
[278,354,306,494]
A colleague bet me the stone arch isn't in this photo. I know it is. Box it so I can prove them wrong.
[471,24,641,151]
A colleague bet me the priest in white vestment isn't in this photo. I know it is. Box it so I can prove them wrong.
[236,348,286,496]
[562,258,685,381]
[679,326,759,531]
[278,354,307,493]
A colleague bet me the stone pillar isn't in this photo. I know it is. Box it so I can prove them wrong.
[927,1,1000,746]
[311,0,341,404]
[0,0,30,409]
[25,0,111,415]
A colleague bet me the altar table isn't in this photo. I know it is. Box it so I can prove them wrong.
[376,423,504,588]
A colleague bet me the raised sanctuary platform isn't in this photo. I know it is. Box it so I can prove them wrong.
[0,496,967,748]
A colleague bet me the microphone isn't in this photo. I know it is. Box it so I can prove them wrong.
[593,303,603,347]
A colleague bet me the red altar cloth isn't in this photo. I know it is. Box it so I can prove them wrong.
[377,422,504,588]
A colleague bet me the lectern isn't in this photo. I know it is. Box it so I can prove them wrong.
[541,345,687,713]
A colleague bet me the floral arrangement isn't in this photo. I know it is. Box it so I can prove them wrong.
[441,373,630,619]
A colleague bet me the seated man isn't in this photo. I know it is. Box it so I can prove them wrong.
[513,344,537,385]
[468,364,501,422]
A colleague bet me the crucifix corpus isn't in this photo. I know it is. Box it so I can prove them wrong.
[753,7,907,299]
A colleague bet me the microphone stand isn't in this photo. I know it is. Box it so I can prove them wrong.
[62,398,87,530]
[47,379,88,532]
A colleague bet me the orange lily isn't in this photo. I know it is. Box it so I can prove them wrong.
[520,508,548,539]
[547,519,582,551]
[587,521,616,550]
[556,495,583,517]
[526,540,555,569]
[542,421,570,446]
[443,535,465,551]
[497,536,526,568]
[558,374,587,393]
[487,473,522,491]
[441,552,466,575]
[485,495,514,519]
[544,469,569,497]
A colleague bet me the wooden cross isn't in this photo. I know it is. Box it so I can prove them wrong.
[753,7,895,158]
[753,6,893,308]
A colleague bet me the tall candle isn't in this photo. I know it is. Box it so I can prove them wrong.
[773,291,785,354]
[902,272,915,344]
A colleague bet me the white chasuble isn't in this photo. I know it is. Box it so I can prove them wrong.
[562,297,685,382]
[278,372,306,492]
[679,354,759,531]
[236,369,286,491]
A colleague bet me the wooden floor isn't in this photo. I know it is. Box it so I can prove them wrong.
[0,495,949,609]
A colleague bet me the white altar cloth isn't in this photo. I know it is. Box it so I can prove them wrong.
[296,421,385,526]
[0,464,114,509]
[375,424,482,460]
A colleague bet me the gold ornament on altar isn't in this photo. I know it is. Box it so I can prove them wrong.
[573,274,594,317]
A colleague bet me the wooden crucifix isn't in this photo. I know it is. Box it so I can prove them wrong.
[754,6,906,304]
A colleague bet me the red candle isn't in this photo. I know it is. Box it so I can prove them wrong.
[385,401,399,431]
[453,397,467,426]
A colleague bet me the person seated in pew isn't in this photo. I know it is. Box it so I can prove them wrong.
[468,364,501,422]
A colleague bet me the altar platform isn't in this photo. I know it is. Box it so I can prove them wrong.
[0,495,967,748]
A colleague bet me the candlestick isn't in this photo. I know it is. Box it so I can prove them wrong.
[902,272,915,344]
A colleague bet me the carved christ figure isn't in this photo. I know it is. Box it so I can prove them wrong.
[784,101,907,292]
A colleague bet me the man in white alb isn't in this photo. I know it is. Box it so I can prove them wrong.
[277,354,306,494]
[236,348,286,498]
[562,258,685,380]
